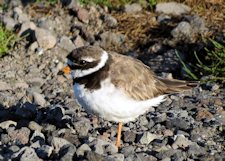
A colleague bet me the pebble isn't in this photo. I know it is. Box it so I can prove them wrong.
[156,2,191,16]
[77,8,89,24]
[139,132,158,145]
[124,3,142,13]
[73,119,91,137]
[172,134,192,149]
[33,92,46,107]
[123,131,136,143]
[50,137,74,153]
[36,145,53,159]
[2,16,17,30]
[7,127,31,145]
[35,28,57,50]
[12,146,42,161]
[0,120,17,129]
[28,121,43,132]
[76,143,91,157]
[58,36,76,52]
[73,35,85,48]
[104,15,118,28]
[0,81,12,91]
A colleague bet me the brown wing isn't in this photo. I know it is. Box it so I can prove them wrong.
[108,52,168,101]
[108,52,198,101]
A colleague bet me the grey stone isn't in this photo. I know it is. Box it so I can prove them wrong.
[76,144,91,157]
[12,147,42,161]
[50,137,72,153]
[136,153,157,161]
[9,145,20,153]
[123,131,136,143]
[156,2,191,16]
[188,143,206,157]
[121,146,135,157]
[28,121,43,132]
[92,138,118,155]
[7,127,31,145]
[0,120,17,129]
[107,153,124,161]
[104,15,118,27]
[73,35,84,48]
[59,144,76,161]
[139,116,149,126]
[162,157,171,161]
[172,134,192,149]
[35,28,57,50]
[36,145,53,159]
[18,21,36,36]
[125,3,142,13]
[166,118,190,131]
[86,151,105,161]
[139,132,158,145]
[33,92,46,107]
[74,119,91,137]
[29,41,39,51]
[13,7,30,22]
[58,36,76,52]
[2,16,17,30]
[171,21,192,41]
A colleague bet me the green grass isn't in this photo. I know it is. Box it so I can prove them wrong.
[0,25,18,57]
[35,0,58,5]
[179,38,225,82]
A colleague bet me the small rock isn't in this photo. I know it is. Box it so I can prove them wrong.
[136,153,157,161]
[162,157,171,161]
[166,118,190,131]
[28,121,43,132]
[172,134,192,149]
[163,129,174,137]
[171,21,192,41]
[29,41,39,51]
[104,15,118,27]
[14,82,29,89]
[12,147,42,161]
[58,36,76,52]
[33,92,46,107]
[0,120,17,129]
[36,145,53,159]
[86,151,105,161]
[156,2,191,16]
[195,108,214,121]
[120,146,135,157]
[125,3,142,13]
[76,144,91,157]
[30,130,45,144]
[18,21,36,37]
[188,143,206,157]
[107,153,124,161]
[77,8,89,24]
[50,137,72,153]
[9,145,20,153]
[0,81,12,91]
[91,138,118,155]
[13,7,30,22]
[2,16,17,30]
[35,28,57,50]
[59,144,76,161]
[7,127,31,145]
[73,35,85,48]
[123,131,136,143]
[139,132,158,145]
[74,119,91,137]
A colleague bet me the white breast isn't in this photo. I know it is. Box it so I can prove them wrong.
[74,78,165,123]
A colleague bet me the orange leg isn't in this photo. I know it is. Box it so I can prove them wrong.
[115,122,122,148]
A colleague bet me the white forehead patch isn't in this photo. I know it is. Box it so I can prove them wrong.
[71,51,109,78]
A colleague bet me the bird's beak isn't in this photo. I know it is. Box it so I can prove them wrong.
[63,66,71,74]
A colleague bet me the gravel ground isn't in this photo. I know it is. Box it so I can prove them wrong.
[0,1,224,160]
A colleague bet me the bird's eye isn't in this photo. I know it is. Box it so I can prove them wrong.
[80,60,87,65]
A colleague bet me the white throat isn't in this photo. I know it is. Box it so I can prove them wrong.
[72,51,109,78]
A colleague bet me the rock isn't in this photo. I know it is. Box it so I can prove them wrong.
[156,2,191,16]
[36,145,53,159]
[2,16,17,30]
[73,35,84,48]
[171,21,192,41]
[77,8,89,24]
[7,127,31,145]
[29,41,39,51]
[166,118,190,131]
[195,108,214,121]
[123,131,136,143]
[139,116,149,126]
[188,143,206,157]
[76,144,91,157]
[18,21,36,37]
[33,92,46,107]
[104,15,118,28]
[15,102,37,119]
[59,144,76,161]
[120,146,135,157]
[0,120,17,129]
[35,28,57,50]
[50,137,72,153]
[187,15,208,35]
[172,134,192,149]
[91,138,118,155]
[14,82,29,89]
[86,151,105,161]
[107,153,124,161]
[28,121,43,132]
[9,145,20,153]
[139,132,159,145]
[13,7,30,22]
[162,157,171,161]
[12,147,42,161]
[0,81,12,91]
[74,119,91,137]
[124,3,142,13]
[136,153,157,161]
[30,130,45,144]
[58,36,76,52]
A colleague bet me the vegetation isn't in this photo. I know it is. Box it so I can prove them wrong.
[0,25,18,57]
[179,38,225,82]
[35,0,58,5]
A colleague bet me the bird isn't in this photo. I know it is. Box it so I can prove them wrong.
[63,45,197,148]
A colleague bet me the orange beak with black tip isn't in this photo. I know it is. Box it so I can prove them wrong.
[63,66,71,74]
